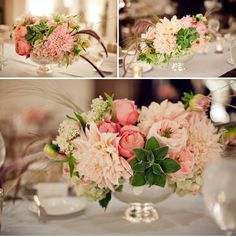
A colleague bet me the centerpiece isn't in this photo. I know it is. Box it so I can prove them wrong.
[13,14,107,77]
[44,92,223,223]
[126,14,210,73]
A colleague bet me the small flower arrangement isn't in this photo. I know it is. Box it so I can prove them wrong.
[44,92,222,209]
[138,14,210,65]
[13,14,107,77]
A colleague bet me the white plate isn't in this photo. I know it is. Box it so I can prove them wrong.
[227,57,235,65]
[29,197,86,216]
[98,60,116,73]
[128,62,153,73]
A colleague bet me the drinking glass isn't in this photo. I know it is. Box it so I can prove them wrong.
[202,151,236,235]
[208,18,220,37]
[0,132,5,168]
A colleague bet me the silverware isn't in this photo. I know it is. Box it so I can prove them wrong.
[33,195,48,223]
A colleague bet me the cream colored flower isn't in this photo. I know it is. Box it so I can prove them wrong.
[138,100,187,136]
[72,122,133,190]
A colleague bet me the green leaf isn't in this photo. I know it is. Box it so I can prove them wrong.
[152,163,164,175]
[130,158,138,169]
[145,168,154,186]
[131,172,146,186]
[104,93,115,121]
[158,158,181,174]
[153,174,166,187]
[74,112,86,130]
[153,146,169,160]
[145,137,160,150]
[67,155,75,178]
[114,184,123,192]
[66,115,78,122]
[99,191,111,210]
[133,149,149,161]
[133,162,146,172]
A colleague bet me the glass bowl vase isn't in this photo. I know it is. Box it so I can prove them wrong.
[114,183,173,223]
[30,54,54,76]
[170,53,194,72]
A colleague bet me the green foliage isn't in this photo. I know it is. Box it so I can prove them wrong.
[104,93,115,120]
[176,27,199,50]
[181,91,194,110]
[130,137,180,188]
[66,112,86,131]
[99,191,112,210]
[67,155,76,178]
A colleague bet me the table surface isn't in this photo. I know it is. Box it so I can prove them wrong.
[0,43,117,78]
[120,42,235,78]
[1,194,225,236]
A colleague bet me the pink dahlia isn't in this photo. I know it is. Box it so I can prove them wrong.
[45,25,75,58]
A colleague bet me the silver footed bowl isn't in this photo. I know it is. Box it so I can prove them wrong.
[114,183,173,223]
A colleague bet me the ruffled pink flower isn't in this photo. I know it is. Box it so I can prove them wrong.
[196,22,207,36]
[98,121,120,133]
[45,25,75,58]
[147,119,188,152]
[169,149,195,181]
[180,16,195,28]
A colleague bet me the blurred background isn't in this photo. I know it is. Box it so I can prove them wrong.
[0,79,236,199]
[119,0,236,47]
[0,0,117,43]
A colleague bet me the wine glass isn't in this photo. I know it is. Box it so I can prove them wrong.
[208,18,220,37]
[202,151,236,235]
[0,132,6,168]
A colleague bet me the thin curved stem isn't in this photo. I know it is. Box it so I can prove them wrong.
[80,55,105,78]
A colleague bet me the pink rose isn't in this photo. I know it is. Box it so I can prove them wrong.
[189,94,211,112]
[114,99,139,126]
[196,22,207,36]
[15,25,27,39]
[98,121,120,133]
[16,38,32,58]
[118,125,145,159]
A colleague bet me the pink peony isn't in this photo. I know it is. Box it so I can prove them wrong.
[147,119,188,152]
[169,149,195,181]
[189,94,211,112]
[15,25,27,39]
[180,16,195,28]
[15,38,32,58]
[98,121,120,133]
[118,125,145,160]
[45,25,75,58]
[114,99,139,126]
[196,22,207,36]
[138,100,188,136]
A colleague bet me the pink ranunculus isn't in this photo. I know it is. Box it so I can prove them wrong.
[15,25,27,39]
[189,94,211,112]
[118,125,145,159]
[114,99,139,126]
[196,22,207,36]
[98,121,120,133]
[15,38,32,58]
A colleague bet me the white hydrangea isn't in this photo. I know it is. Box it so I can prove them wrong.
[86,96,108,123]
[53,119,81,154]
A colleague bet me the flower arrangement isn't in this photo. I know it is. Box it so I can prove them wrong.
[13,14,107,77]
[138,14,210,65]
[44,92,222,209]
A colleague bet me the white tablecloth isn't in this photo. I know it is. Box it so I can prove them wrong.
[1,194,225,235]
[0,43,116,78]
[120,42,235,78]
